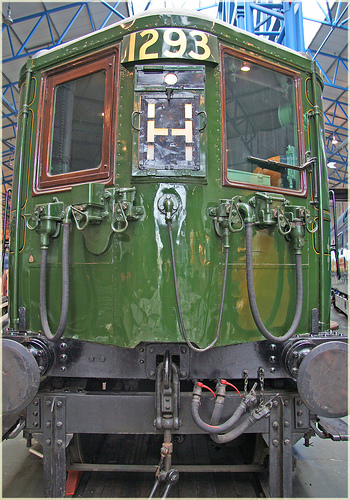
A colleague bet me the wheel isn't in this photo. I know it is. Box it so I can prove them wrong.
[67,433,105,465]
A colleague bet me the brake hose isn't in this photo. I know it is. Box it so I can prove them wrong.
[191,392,251,433]
[245,221,303,343]
[167,220,228,352]
[40,222,70,342]
[210,409,263,444]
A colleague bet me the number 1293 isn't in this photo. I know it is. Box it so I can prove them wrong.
[121,28,219,63]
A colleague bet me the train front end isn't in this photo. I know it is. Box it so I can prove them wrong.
[3,10,347,497]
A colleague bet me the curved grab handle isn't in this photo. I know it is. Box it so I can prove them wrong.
[131,111,142,131]
[111,201,129,233]
[26,214,39,231]
[72,207,89,231]
[196,110,207,132]
[305,210,318,234]
[277,207,291,236]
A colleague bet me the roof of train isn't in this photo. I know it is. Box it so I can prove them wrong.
[23,9,315,78]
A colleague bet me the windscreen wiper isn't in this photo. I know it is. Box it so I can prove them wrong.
[248,155,316,172]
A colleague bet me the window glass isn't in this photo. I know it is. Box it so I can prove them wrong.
[50,71,106,175]
[223,53,300,190]
[36,49,117,193]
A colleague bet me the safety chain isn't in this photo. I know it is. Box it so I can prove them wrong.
[258,367,265,408]
[243,370,249,397]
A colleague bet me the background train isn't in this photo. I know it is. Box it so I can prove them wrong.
[330,202,348,315]
[2,9,348,498]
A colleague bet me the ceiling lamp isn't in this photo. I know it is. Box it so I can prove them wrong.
[3,5,13,26]
[327,162,337,169]
[331,135,339,145]
[241,62,251,72]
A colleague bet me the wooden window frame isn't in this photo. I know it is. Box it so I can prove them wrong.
[221,46,306,197]
[34,47,118,194]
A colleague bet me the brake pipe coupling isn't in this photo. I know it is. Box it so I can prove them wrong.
[210,192,316,343]
[27,201,74,342]
[191,380,258,435]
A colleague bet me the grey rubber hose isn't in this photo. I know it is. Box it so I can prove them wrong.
[210,410,259,444]
[40,222,70,342]
[191,395,248,433]
[245,222,303,343]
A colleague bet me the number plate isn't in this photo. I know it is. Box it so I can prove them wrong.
[121,28,219,64]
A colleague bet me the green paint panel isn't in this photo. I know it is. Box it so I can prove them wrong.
[10,10,330,348]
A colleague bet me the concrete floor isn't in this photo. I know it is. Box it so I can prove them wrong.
[2,306,348,498]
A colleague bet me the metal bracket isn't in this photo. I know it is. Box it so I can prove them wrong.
[42,396,73,497]
[26,199,65,248]
[112,187,144,233]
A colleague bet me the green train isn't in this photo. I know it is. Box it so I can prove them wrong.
[3,9,348,497]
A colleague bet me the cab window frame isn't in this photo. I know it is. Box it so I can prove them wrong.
[221,46,306,196]
[34,47,118,194]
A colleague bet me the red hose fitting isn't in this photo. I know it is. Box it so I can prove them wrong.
[197,382,216,398]
[220,379,241,397]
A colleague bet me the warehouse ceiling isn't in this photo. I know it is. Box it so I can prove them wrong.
[2,1,348,210]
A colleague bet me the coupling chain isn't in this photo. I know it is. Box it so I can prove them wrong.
[258,367,265,408]
[243,370,249,397]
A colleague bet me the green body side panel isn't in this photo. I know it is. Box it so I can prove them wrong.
[10,11,330,348]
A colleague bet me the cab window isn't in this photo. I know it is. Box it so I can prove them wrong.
[36,49,118,192]
[222,49,303,191]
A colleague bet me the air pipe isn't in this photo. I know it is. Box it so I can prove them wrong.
[244,221,304,343]
[40,209,72,342]
[191,382,257,434]
[10,64,33,329]
[166,194,229,352]
[311,61,327,329]
[210,407,269,444]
